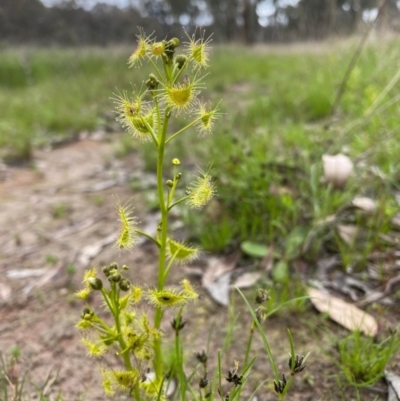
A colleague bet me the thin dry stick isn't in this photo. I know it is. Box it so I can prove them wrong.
[330,0,389,116]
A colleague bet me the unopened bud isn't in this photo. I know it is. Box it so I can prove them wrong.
[199,375,209,388]
[102,265,111,277]
[176,172,182,179]
[168,38,180,48]
[119,278,131,291]
[175,55,187,69]
[172,158,181,166]
[146,74,159,90]
[81,307,94,320]
[110,272,121,283]
[166,180,174,188]
[88,277,103,291]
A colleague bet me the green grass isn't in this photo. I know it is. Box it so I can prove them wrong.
[1,38,400,271]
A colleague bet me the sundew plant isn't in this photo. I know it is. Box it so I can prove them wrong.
[75,29,307,401]
[75,29,219,399]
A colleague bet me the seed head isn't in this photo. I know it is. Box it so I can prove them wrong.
[195,350,208,364]
[289,354,307,375]
[274,374,287,395]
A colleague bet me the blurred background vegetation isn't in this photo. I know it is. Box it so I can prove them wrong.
[1,0,400,267]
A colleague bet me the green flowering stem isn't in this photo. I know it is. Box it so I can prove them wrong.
[165,116,203,144]
[168,196,190,211]
[134,229,161,247]
[153,104,171,379]
[174,308,187,401]
[149,58,165,83]
[172,58,190,83]
[139,115,158,146]
[109,282,133,371]
[163,250,179,280]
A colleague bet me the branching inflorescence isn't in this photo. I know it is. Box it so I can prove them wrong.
[75,28,219,400]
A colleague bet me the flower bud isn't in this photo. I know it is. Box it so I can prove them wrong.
[152,41,165,56]
[166,180,174,188]
[172,158,180,166]
[102,265,111,277]
[109,272,121,283]
[168,38,180,48]
[81,307,94,320]
[176,172,182,180]
[255,306,267,323]
[88,277,103,291]
[122,264,129,270]
[145,74,159,90]
[119,278,131,292]
[109,262,119,271]
[175,55,187,70]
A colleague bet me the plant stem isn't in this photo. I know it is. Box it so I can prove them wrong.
[153,108,171,379]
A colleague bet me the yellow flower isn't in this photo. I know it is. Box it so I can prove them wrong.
[114,199,138,251]
[113,91,155,141]
[128,29,151,67]
[186,169,216,209]
[151,41,165,56]
[185,28,212,70]
[75,287,91,300]
[167,238,199,264]
[195,101,221,136]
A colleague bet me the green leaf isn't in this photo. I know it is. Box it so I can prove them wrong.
[241,241,269,258]
[272,260,289,283]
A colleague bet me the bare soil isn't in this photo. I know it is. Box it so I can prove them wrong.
[0,135,398,401]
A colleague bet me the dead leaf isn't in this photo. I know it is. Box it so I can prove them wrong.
[308,288,378,336]
[322,154,353,189]
[337,224,358,246]
[0,283,11,302]
[232,272,262,289]
[386,371,400,401]
[202,254,239,289]
[352,196,376,213]
[202,254,239,306]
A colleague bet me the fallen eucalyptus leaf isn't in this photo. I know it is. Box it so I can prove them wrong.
[308,288,378,336]
[352,196,376,213]
[322,154,353,189]
[205,272,231,306]
[232,272,262,289]
[337,224,358,246]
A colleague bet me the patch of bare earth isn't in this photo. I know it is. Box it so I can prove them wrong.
[0,136,396,401]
